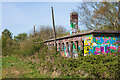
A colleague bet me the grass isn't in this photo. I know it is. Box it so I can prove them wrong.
[2,55,85,78]
[2,52,119,78]
[2,55,51,78]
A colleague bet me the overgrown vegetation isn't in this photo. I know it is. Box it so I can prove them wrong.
[36,47,120,78]
[1,25,69,56]
[1,28,120,79]
[2,45,120,78]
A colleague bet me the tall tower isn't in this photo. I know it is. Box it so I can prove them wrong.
[70,12,78,35]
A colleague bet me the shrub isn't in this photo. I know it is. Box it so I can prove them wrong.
[15,38,43,57]
[38,48,119,78]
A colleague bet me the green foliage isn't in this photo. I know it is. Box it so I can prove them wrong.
[38,49,119,78]
[2,44,119,78]
[2,29,13,56]
[0,38,2,54]
[15,38,43,57]
[2,56,19,69]
[14,33,27,42]
[2,28,43,57]
[2,25,69,57]
[2,56,51,78]
[2,28,119,78]
[2,29,12,39]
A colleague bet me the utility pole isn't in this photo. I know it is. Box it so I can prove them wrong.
[51,7,57,53]
[117,1,120,30]
[34,25,36,38]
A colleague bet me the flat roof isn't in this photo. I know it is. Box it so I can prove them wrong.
[44,30,120,43]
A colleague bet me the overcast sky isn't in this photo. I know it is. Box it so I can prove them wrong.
[2,2,85,36]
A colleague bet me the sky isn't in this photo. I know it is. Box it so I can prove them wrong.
[2,2,84,37]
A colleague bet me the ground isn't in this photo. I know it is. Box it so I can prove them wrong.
[2,55,51,78]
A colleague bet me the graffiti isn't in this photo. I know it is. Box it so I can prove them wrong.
[78,46,81,51]
[83,34,93,56]
[118,46,120,52]
[83,34,120,55]
[70,22,78,35]
[47,33,120,57]
[72,42,78,58]
[45,12,120,57]
[92,34,120,55]
[46,12,120,56]
[70,12,78,35]
[84,46,90,55]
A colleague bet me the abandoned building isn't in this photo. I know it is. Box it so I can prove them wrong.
[44,12,120,57]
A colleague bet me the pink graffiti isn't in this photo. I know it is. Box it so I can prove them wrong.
[104,38,108,41]
[94,51,101,55]
[88,43,90,45]
[109,37,111,40]
[110,46,116,50]
[95,47,100,52]
[118,46,120,52]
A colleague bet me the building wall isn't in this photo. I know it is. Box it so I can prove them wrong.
[83,34,93,56]
[47,36,83,57]
[46,33,120,57]
[93,34,120,55]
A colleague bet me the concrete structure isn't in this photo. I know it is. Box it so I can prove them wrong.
[44,30,120,57]
[70,12,78,35]
[44,12,120,57]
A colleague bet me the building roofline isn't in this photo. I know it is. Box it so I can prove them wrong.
[43,30,120,43]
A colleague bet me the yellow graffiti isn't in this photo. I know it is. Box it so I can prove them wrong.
[84,35,93,55]
[84,46,90,55]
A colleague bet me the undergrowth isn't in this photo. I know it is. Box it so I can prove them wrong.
[37,46,120,78]
[2,39,120,79]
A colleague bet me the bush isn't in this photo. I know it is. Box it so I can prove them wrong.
[14,37,43,57]
[38,49,119,78]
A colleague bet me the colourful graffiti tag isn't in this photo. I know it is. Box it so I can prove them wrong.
[48,33,120,57]
[83,34,120,55]
[84,34,93,56]
[70,22,78,35]
[93,34,120,55]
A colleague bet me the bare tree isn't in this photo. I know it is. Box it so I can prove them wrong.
[35,25,67,41]
[36,25,53,40]
[56,25,67,37]
[76,2,119,30]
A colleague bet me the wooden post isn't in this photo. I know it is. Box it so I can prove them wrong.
[118,1,120,20]
[51,7,57,53]
[34,25,36,38]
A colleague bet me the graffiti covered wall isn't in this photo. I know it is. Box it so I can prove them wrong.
[83,34,93,56]
[46,33,120,57]
[83,34,120,56]
[93,34,120,55]
[48,36,83,58]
